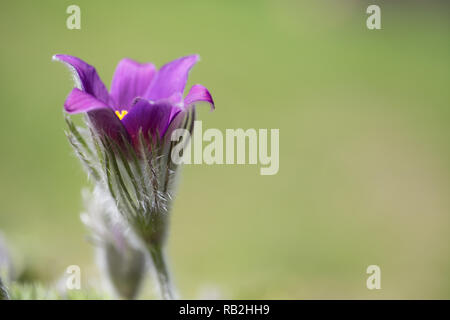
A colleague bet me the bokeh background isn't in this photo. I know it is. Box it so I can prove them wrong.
[0,0,449,299]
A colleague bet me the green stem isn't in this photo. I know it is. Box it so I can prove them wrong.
[149,246,175,300]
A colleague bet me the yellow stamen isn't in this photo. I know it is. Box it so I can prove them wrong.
[115,110,128,120]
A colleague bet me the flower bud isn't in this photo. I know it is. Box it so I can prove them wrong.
[82,187,146,299]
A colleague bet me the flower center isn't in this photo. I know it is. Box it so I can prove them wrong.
[115,110,128,120]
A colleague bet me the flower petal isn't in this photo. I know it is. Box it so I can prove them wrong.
[184,84,215,111]
[63,87,130,147]
[121,99,180,145]
[110,58,156,110]
[64,88,109,114]
[53,54,112,105]
[87,108,130,145]
[145,55,199,101]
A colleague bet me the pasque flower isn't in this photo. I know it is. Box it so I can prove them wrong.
[54,54,214,299]
[54,54,214,147]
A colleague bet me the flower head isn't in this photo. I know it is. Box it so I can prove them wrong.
[53,54,214,148]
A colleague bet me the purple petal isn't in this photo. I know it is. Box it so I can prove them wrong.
[145,55,199,101]
[62,89,130,145]
[164,108,189,144]
[110,58,156,110]
[184,84,215,111]
[64,88,109,114]
[53,54,112,105]
[87,108,130,145]
[121,99,180,146]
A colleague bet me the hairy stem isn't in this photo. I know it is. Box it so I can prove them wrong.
[148,245,175,300]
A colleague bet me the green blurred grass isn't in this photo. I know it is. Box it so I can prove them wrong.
[0,0,449,298]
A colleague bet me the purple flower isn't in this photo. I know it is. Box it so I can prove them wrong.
[55,55,217,299]
[53,54,214,148]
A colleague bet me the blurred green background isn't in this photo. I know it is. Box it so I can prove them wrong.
[0,0,449,299]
